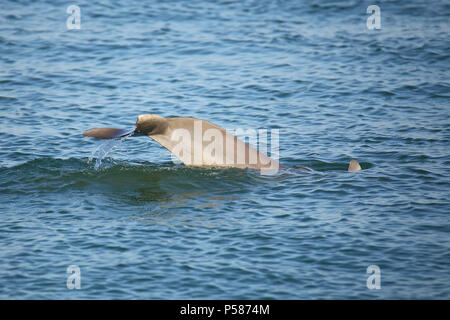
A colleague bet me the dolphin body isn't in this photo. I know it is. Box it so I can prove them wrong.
[83,114,361,172]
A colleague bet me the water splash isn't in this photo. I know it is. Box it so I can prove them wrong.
[88,135,131,170]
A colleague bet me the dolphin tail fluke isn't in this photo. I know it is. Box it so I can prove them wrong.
[82,128,135,139]
[348,159,362,172]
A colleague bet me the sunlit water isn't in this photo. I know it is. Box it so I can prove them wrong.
[0,0,449,299]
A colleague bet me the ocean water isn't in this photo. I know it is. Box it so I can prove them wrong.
[0,0,449,299]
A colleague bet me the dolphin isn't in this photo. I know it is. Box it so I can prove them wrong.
[347,159,362,172]
[83,114,361,172]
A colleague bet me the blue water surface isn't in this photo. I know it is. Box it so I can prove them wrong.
[0,0,449,299]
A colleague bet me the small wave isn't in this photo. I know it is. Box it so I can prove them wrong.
[0,157,258,200]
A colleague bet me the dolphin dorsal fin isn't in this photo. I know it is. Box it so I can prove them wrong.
[348,159,362,172]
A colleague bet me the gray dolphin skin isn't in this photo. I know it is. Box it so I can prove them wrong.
[82,128,135,139]
[347,159,362,172]
[83,114,360,172]
[84,114,282,171]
